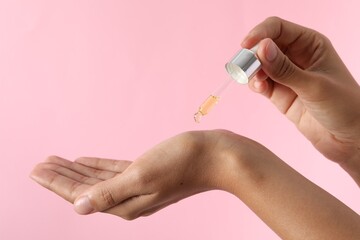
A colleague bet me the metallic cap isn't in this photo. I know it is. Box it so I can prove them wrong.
[225,48,261,84]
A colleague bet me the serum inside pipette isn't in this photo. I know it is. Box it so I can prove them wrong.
[194,95,220,123]
[194,77,233,123]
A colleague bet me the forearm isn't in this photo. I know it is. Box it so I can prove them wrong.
[222,144,360,240]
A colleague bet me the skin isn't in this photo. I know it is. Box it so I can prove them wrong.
[242,17,360,184]
[30,17,360,239]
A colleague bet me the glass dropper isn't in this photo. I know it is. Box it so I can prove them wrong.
[194,45,261,123]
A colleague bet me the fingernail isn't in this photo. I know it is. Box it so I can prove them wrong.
[74,196,94,215]
[266,40,278,62]
[253,79,262,89]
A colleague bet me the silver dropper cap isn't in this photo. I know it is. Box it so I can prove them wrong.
[225,47,261,84]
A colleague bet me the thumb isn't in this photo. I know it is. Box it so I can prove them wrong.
[257,38,310,92]
[73,174,136,215]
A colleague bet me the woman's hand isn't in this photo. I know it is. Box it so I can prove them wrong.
[30,129,360,239]
[30,130,254,219]
[242,17,360,183]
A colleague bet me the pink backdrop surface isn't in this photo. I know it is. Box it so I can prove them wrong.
[1,0,359,239]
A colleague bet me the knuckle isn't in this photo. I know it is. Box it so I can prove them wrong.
[264,16,283,26]
[130,167,146,184]
[100,188,116,207]
[275,56,296,81]
[317,33,333,53]
[309,30,332,51]
[127,167,152,189]
[314,30,331,45]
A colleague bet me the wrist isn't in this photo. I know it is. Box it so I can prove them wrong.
[207,131,278,195]
[190,130,259,192]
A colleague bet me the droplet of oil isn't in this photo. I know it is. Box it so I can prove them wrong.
[194,111,203,123]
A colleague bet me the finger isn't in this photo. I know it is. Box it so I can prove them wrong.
[30,164,90,203]
[249,78,272,96]
[242,16,309,50]
[256,38,312,93]
[242,17,325,71]
[75,157,132,173]
[253,69,268,82]
[249,74,301,116]
[73,170,143,215]
[38,162,102,185]
[269,83,299,115]
[46,156,119,180]
[248,70,272,96]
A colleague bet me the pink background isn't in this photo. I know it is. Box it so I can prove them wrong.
[1,0,359,239]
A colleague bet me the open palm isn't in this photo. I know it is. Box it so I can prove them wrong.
[30,156,132,204]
